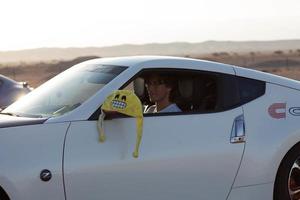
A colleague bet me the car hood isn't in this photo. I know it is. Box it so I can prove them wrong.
[0,115,47,128]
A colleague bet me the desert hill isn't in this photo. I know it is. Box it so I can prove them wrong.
[1,39,300,64]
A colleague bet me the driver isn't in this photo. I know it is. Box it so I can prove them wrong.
[144,73,181,113]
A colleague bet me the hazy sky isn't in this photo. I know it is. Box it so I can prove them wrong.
[1,0,300,51]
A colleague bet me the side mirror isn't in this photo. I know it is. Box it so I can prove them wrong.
[97,90,144,158]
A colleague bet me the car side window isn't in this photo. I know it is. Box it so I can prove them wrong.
[237,76,266,104]
[89,70,266,120]
[120,69,242,115]
[89,69,267,120]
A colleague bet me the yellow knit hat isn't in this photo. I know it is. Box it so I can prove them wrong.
[97,90,143,158]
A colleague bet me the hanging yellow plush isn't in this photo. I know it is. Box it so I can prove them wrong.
[97,90,143,158]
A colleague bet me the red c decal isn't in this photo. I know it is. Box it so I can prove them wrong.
[268,103,286,119]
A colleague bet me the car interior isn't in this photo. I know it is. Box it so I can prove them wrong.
[90,69,240,120]
[130,70,239,113]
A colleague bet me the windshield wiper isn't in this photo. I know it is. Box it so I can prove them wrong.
[0,112,20,117]
[20,113,44,118]
[0,112,44,118]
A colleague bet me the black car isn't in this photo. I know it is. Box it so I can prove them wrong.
[0,74,32,109]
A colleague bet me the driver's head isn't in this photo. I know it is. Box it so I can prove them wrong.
[144,74,176,104]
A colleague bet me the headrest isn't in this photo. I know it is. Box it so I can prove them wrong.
[133,78,144,97]
[178,79,193,99]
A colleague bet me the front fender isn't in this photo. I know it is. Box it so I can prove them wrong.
[0,122,70,200]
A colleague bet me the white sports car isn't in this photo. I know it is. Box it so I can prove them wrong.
[0,56,299,200]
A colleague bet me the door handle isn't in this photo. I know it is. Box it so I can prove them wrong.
[230,115,246,143]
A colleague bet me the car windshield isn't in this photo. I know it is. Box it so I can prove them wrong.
[2,63,127,118]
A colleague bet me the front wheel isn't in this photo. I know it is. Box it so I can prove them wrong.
[274,143,300,200]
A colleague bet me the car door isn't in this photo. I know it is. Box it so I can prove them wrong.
[63,68,245,200]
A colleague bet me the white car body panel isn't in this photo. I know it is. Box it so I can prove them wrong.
[64,107,244,200]
[0,122,69,200]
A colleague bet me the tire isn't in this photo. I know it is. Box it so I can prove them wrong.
[274,143,300,200]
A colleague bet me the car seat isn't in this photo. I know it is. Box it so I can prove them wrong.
[177,78,206,112]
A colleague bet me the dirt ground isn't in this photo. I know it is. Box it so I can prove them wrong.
[0,53,300,88]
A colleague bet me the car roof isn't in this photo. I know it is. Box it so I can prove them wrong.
[84,56,300,90]
[83,55,233,69]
